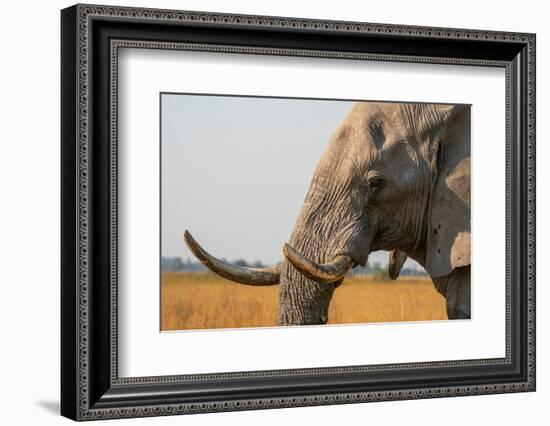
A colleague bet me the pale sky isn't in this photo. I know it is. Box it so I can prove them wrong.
[161,93,419,269]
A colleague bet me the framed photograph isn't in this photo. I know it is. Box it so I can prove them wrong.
[61,4,536,421]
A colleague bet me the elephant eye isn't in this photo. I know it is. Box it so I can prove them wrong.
[368,178,383,193]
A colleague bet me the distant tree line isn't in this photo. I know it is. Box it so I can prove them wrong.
[161,257,206,272]
[161,257,428,277]
[161,257,268,272]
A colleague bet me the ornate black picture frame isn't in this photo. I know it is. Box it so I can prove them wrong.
[61,4,535,421]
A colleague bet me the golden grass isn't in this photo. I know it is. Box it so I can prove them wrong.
[161,272,447,331]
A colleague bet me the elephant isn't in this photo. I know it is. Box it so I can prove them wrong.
[184,101,471,325]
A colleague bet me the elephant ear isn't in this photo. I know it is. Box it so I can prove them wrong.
[388,250,407,280]
[424,105,471,278]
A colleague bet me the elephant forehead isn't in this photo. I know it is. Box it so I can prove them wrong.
[318,102,428,180]
[329,110,407,160]
[347,103,406,135]
[348,101,401,119]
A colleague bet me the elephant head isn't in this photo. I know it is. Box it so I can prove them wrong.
[184,101,471,325]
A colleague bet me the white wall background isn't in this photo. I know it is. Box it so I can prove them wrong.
[0,0,546,424]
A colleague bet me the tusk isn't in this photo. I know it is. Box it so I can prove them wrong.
[183,230,280,286]
[388,250,408,280]
[283,243,354,284]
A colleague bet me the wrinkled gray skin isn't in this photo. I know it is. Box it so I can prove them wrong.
[278,102,470,325]
[185,102,471,325]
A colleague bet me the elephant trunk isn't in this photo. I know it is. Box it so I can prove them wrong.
[277,191,370,326]
[277,237,337,326]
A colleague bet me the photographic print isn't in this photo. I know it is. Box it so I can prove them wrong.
[61,6,535,418]
[161,94,471,331]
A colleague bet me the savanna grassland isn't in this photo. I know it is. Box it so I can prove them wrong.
[161,272,447,331]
